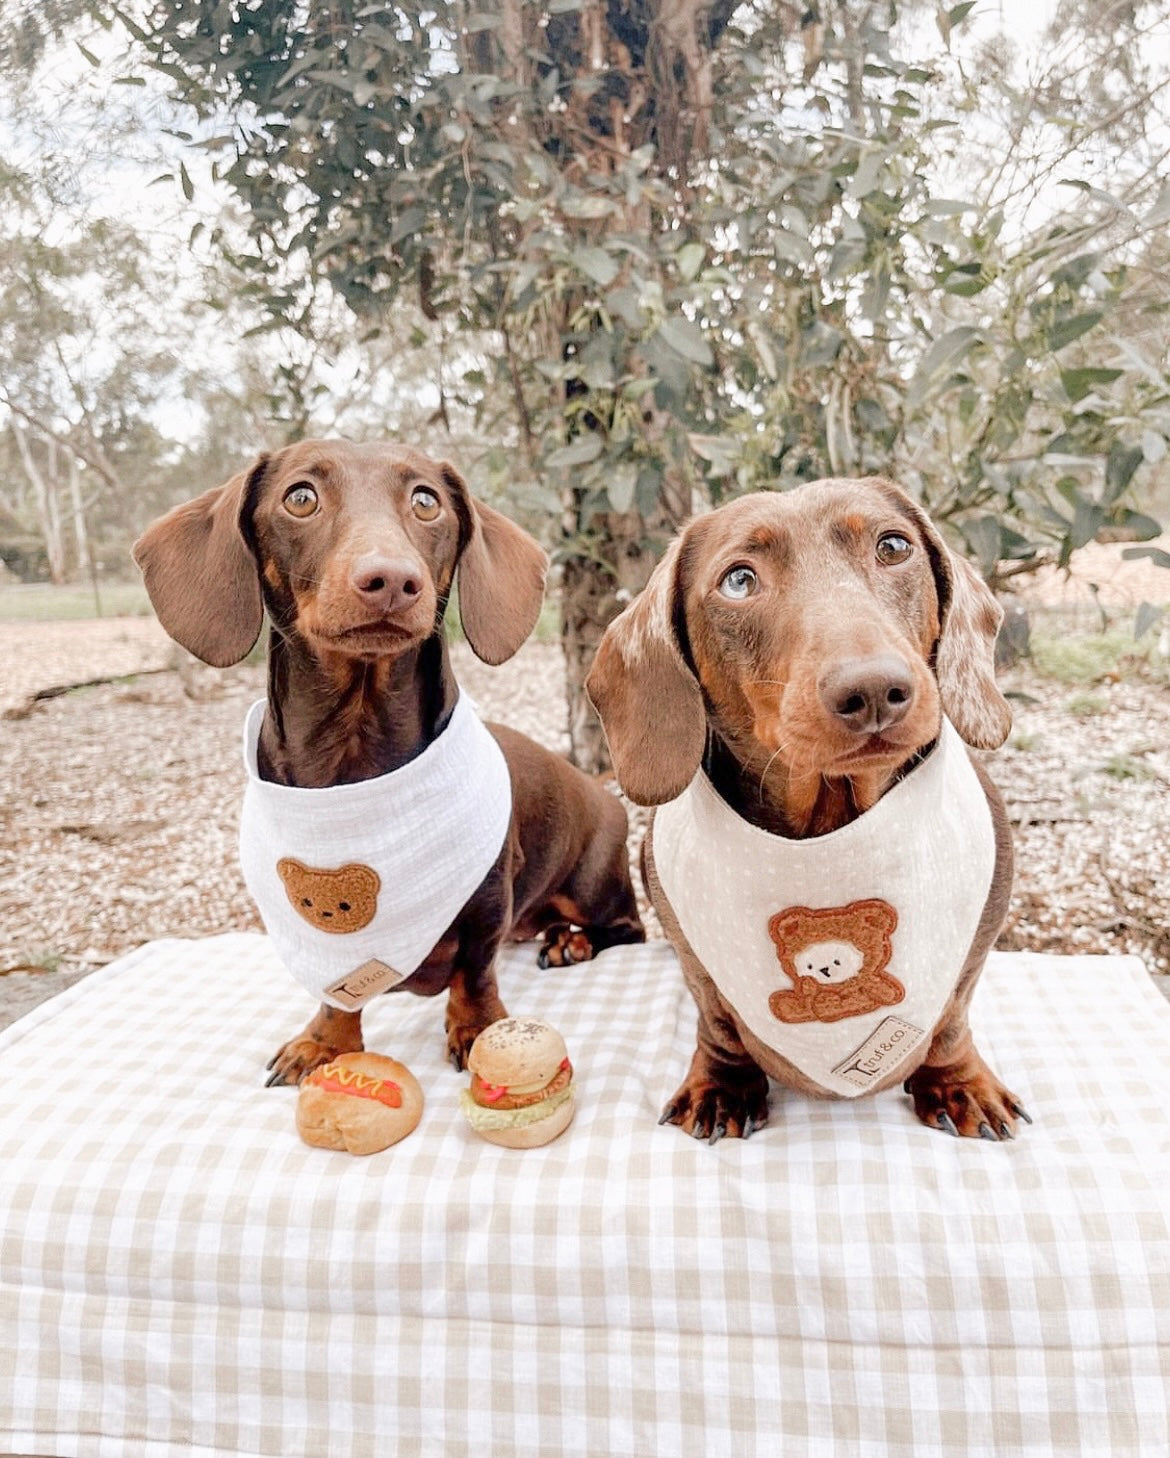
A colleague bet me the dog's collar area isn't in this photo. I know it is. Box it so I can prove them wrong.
[653,717,996,1099]
[689,720,951,851]
[242,690,475,812]
[239,689,513,1009]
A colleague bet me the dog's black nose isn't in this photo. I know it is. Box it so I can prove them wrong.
[819,654,915,734]
[350,554,424,615]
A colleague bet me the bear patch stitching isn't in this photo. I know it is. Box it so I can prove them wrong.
[767,898,905,1024]
[276,858,381,934]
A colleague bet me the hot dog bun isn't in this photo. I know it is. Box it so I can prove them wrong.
[296,1052,423,1155]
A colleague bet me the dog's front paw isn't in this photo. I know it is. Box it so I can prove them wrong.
[659,1070,770,1144]
[266,1034,361,1088]
[537,926,593,969]
[445,1005,507,1071]
[906,1052,1031,1141]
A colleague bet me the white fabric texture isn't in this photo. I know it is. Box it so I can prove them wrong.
[1,933,1168,1458]
[652,718,996,1096]
[239,692,512,1008]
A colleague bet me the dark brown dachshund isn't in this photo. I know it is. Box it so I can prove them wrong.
[587,477,1028,1142]
[133,438,644,1081]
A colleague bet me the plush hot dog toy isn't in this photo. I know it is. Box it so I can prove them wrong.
[296,1052,423,1155]
[460,1018,574,1148]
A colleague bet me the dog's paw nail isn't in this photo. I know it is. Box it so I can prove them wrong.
[978,1121,996,1141]
[903,1079,913,1094]
[708,1122,726,1145]
[1010,1101,1033,1125]
[265,1070,287,1088]
[938,1111,959,1137]
[690,1123,708,1141]
[999,1120,1015,1140]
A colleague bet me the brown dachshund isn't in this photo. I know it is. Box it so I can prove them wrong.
[587,477,1029,1142]
[133,438,644,1082]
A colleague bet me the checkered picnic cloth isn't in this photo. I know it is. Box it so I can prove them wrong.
[1,934,1168,1458]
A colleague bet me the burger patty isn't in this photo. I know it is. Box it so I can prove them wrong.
[470,1059,572,1111]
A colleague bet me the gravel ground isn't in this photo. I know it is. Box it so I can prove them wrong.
[1,618,1167,1029]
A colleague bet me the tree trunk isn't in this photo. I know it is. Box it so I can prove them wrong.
[474,0,741,772]
[561,465,692,772]
[13,422,66,584]
[560,514,654,772]
[67,454,102,615]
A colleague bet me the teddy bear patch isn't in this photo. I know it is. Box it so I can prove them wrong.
[276,858,381,934]
[767,899,905,1024]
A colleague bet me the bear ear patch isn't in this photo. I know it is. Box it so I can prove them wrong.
[853,898,899,935]
[277,857,308,886]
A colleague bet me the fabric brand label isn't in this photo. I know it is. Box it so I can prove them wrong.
[324,960,405,1010]
[832,1016,925,1089]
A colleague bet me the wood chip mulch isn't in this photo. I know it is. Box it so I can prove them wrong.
[1,622,1167,1030]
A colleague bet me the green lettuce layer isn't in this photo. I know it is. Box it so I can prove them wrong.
[460,1083,573,1132]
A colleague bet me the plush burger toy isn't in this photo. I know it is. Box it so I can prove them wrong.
[460,1018,574,1148]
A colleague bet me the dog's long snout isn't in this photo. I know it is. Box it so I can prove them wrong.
[818,654,915,734]
[349,553,424,615]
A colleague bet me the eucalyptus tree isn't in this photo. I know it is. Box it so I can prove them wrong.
[10,0,1166,762]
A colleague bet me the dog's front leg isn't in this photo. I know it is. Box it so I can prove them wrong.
[265,1004,364,1087]
[444,957,508,1071]
[905,997,1029,1141]
[661,993,771,1144]
[444,875,512,1070]
[906,768,1029,1141]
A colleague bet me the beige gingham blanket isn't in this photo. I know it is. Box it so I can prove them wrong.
[1,934,1168,1458]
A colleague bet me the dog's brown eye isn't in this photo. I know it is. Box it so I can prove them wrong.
[411,486,441,521]
[283,483,319,518]
[876,532,912,565]
[719,565,758,600]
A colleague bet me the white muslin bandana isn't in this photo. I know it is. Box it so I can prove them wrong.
[652,719,996,1098]
[239,692,512,1010]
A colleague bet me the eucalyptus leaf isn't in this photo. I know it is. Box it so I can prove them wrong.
[1144,180,1170,229]
[959,516,1002,575]
[1104,444,1144,503]
[1060,366,1122,402]
[605,463,638,512]
[571,246,619,287]
[1135,602,1165,640]
[560,194,615,220]
[1110,510,1161,541]
[676,242,705,283]
[657,316,713,367]
[909,325,980,401]
[546,435,604,469]
[1046,311,1103,353]
[1122,548,1170,570]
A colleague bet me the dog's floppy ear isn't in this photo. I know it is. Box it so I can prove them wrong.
[873,479,1011,749]
[585,537,706,805]
[131,459,266,667]
[934,551,1012,748]
[443,464,549,665]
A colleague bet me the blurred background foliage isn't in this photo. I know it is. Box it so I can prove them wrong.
[1,0,1167,766]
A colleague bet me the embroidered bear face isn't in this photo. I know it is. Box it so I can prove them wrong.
[767,899,903,1024]
[792,939,866,984]
[276,858,381,934]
